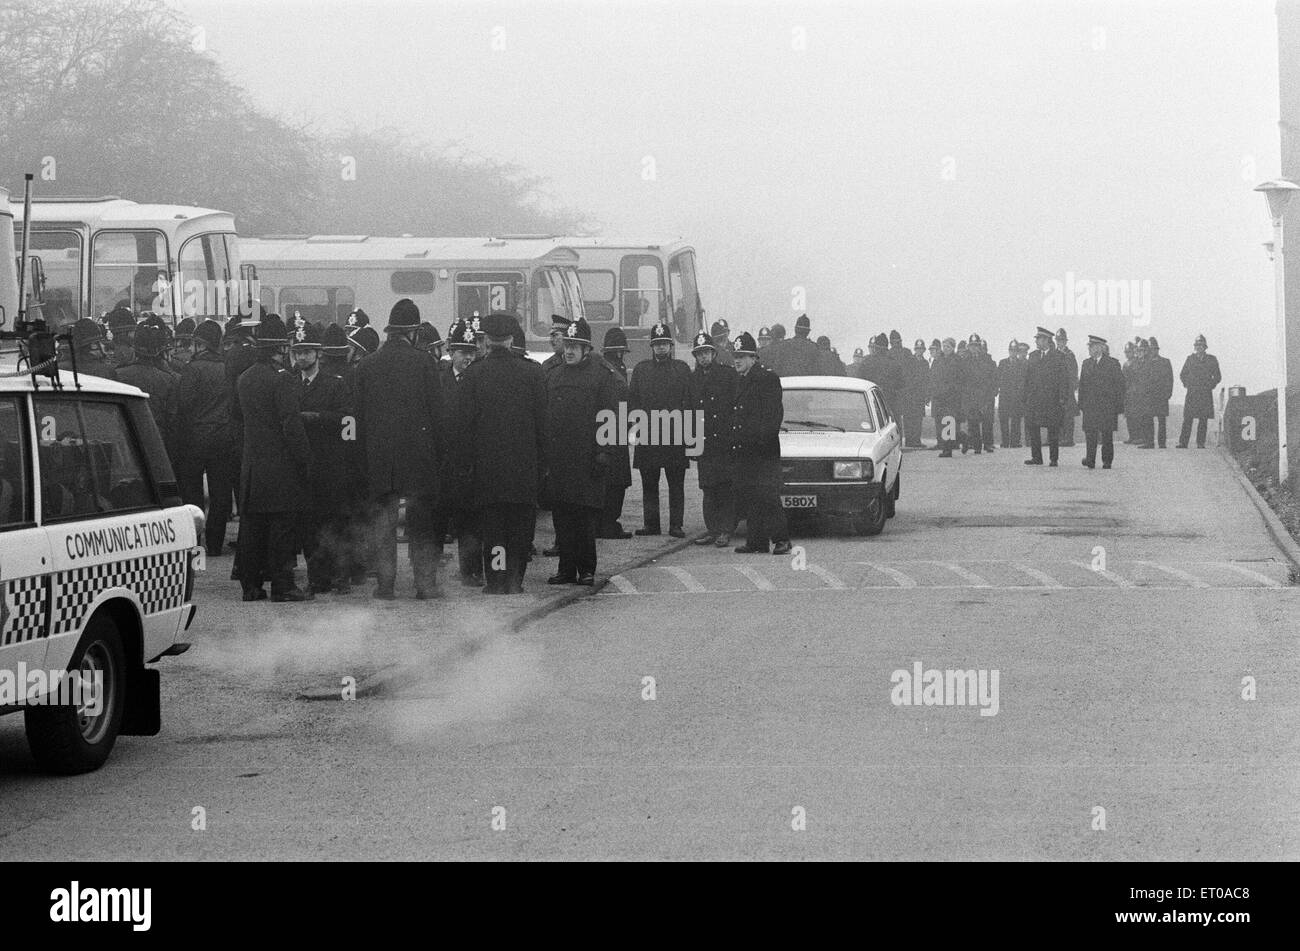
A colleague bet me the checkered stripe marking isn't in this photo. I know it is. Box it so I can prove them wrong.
[51,550,188,636]
[2,575,48,646]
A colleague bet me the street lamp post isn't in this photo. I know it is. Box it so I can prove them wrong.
[1255,179,1300,484]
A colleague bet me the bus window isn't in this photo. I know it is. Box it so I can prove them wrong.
[20,230,80,328]
[279,287,356,325]
[455,271,524,322]
[619,255,664,328]
[668,250,701,340]
[559,267,585,323]
[178,233,234,319]
[91,231,167,319]
[531,268,565,337]
[391,270,436,295]
[579,269,615,318]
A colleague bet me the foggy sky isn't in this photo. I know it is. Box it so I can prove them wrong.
[184,0,1281,389]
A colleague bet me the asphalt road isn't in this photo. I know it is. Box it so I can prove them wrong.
[2,442,1297,860]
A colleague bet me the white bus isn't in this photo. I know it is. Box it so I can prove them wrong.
[239,235,586,346]
[9,195,254,332]
[473,235,706,365]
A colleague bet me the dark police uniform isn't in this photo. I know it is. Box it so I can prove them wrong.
[1179,338,1222,448]
[544,319,616,583]
[294,329,352,592]
[598,328,634,538]
[691,332,738,541]
[628,323,693,536]
[175,320,235,555]
[1023,332,1071,465]
[437,319,483,584]
[233,315,313,600]
[354,299,445,598]
[458,313,548,593]
[1143,342,1174,448]
[1078,342,1126,468]
[730,333,789,553]
[997,350,1026,448]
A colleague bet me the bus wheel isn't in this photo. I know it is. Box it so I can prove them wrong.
[25,616,126,775]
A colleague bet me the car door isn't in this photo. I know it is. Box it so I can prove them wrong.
[870,388,902,488]
[0,394,54,687]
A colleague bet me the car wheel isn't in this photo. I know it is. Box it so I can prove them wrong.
[25,615,126,775]
[884,478,897,519]
[853,493,888,536]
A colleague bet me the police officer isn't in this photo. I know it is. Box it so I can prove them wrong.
[997,340,1026,449]
[232,314,313,602]
[170,317,196,374]
[541,313,570,377]
[544,317,616,586]
[414,321,443,359]
[930,338,960,457]
[758,326,774,355]
[730,332,790,555]
[104,305,138,367]
[1024,326,1071,466]
[1178,334,1222,448]
[709,319,735,368]
[1078,334,1126,469]
[854,334,902,417]
[59,317,119,380]
[458,312,548,594]
[290,318,352,593]
[690,329,738,547]
[598,327,634,539]
[768,313,819,377]
[1055,327,1080,447]
[629,321,693,538]
[959,333,997,454]
[909,338,931,447]
[439,318,484,586]
[815,335,846,375]
[175,318,234,558]
[354,299,445,600]
[320,323,369,586]
[1122,341,1140,444]
[117,323,179,456]
[1141,336,1174,449]
[345,308,370,335]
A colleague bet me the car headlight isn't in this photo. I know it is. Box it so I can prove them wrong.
[834,460,865,479]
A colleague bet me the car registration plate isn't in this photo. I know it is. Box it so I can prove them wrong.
[781,494,817,509]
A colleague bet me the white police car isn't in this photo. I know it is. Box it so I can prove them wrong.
[779,375,903,535]
[0,355,204,773]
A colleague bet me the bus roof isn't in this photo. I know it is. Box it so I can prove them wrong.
[10,197,235,232]
[240,235,582,267]
[457,234,695,256]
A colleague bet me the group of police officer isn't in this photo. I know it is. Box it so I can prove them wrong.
[55,301,1225,598]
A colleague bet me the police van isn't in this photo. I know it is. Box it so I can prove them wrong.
[0,185,204,773]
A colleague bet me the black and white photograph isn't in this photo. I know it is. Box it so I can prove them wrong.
[0,0,1292,912]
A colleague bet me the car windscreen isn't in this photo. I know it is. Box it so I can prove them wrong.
[781,388,875,433]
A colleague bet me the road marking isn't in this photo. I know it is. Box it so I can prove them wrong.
[662,566,708,592]
[1139,561,1210,588]
[1069,560,1134,587]
[806,564,846,589]
[862,562,917,587]
[606,574,638,595]
[1010,563,1065,588]
[733,565,775,590]
[929,562,991,586]
[1216,562,1283,588]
